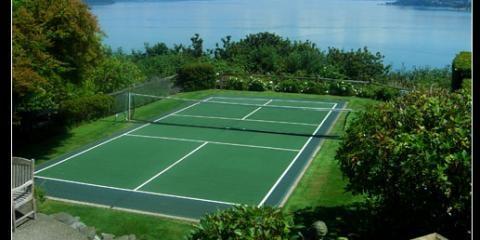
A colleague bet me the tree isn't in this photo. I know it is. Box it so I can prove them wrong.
[336,89,471,239]
[86,55,146,93]
[175,62,216,91]
[13,0,104,141]
[326,47,390,81]
[188,206,296,240]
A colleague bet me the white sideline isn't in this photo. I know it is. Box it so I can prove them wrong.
[257,103,338,206]
[34,97,212,174]
[134,142,208,191]
[35,175,238,206]
[240,99,272,120]
[173,114,318,127]
[125,134,300,152]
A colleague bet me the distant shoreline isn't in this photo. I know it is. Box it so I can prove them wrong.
[385,0,471,10]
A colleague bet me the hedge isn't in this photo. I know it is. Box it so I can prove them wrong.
[59,94,114,126]
[451,51,471,91]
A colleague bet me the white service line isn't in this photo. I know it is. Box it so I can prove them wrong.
[35,97,213,174]
[125,134,300,152]
[257,103,338,206]
[134,142,208,191]
[240,99,272,120]
[35,175,238,206]
[173,114,318,127]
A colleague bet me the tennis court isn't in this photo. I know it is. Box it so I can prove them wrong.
[35,95,346,220]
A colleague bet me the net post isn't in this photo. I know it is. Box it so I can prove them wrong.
[127,91,131,121]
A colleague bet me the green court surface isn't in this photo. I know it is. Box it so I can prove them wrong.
[35,95,345,219]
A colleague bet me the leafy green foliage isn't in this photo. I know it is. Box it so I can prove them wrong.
[336,89,471,239]
[59,94,114,126]
[247,78,267,91]
[34,186,46,204]
[326,47,390,81]
[86,55,146,93]
[176,62,216,91]
[188,206,296,240]
[451,51,471,91]
[276,80,301,93]
[13,0,103,132]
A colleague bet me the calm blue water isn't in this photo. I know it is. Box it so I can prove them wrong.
[88,0,471,69]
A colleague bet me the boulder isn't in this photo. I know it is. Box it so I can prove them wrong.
[101,233,115,240]
[51,212,77,225]
[114,235,129,240]
[70,221,87,230]
[79,226,97,240]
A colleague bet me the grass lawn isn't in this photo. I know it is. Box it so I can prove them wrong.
[38,200,194,240]
[24,89,379,240]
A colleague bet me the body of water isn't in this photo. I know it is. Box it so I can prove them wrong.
[88,0,471,69]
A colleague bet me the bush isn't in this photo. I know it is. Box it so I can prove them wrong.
[188,205,295,240]
[59,94,114,125]
[176,62,216,91]
[223,76,247,90]
[451,51,471,91]
[34,186,46,204]
[372,86,400,101]
[276,80,301,93]
[248,78,266,91]
[336,89,471,239]
[328,82,356,96]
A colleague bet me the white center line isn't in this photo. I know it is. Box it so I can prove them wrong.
[241,99,272,120]
[125,134,300,152]
[134,142,208,191]
[34,97,213,174]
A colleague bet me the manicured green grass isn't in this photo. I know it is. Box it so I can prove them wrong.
[284,111,365,211]
[38,199,194,240]
[29,89,380,240]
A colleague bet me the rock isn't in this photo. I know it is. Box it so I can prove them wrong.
[114,235,130,240]
[101,233,115,240]
[94,235,101,240]
[79,226,97,240]
[51,212,77,225]
[128,234,136,240]
[70,221,87,230]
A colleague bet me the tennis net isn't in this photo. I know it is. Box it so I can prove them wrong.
[127,93,352,138]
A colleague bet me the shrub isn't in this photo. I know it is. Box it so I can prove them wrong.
[451,51,471,91]
[336,89,471,239]
[276,80,301,93]
[59,94,114,125]
[328,82,355,96]
[372,86,400,101]
[301,81,328,94]
[188,205,295,240]
[248,78,266,91]
[224,76,247,90]
[34,186,46,204]
[176,62,216,91]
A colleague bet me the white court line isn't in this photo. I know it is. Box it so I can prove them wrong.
[125,134,300,152]
[241,99,272,120]
[212,96,335,106]
[173,114,318,127]
[35,97,213,174]
[134,142,208,191]
[35,175,238,206]
[258,103,338,206]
